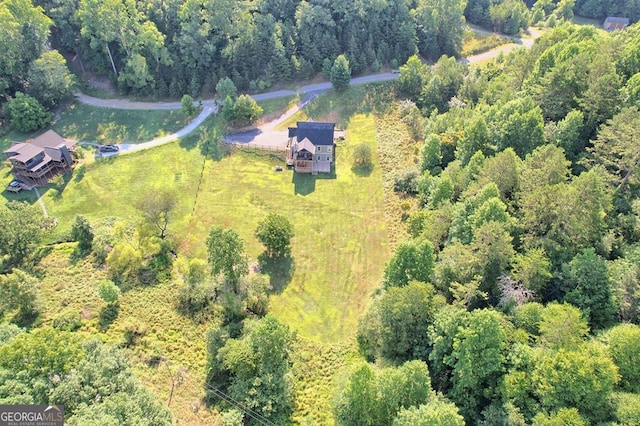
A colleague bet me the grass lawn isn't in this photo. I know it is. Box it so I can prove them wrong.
[257,95,299,118]
[195,113,387,342]
[572,15,603,27]
[52,102,189,144]
[41,88,389,341]
[26,87,391,423]
[1,102,189,194]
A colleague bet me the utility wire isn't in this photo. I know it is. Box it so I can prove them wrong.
[205,383,277,426]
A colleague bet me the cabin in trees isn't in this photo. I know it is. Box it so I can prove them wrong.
[286,122,335,175]
[603,16,630,31]
[3,130,76,186]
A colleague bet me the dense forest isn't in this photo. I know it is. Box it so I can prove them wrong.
[3,0,640,424]
[0,0,637,106]
[345,22,640,425]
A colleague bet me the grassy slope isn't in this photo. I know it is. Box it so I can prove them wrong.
[31,88,392,423]
[37,245,217,425]
[53,102,188,144]
[461,30,512,57]
[1,102,189,196]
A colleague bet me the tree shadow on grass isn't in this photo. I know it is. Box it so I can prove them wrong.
[13,309,40,329]
[257,253,294,294]
[73,165,86,183]
[98,303,119,331]
[51,172,73,201]
[178,120,228,161]
[351,163,372,177]
[69,245,91,265]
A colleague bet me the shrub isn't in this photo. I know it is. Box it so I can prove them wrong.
[393,168,420,194]
[52,309,82,332]
[6,92,52,132]
[178,280,218,323]
[353,144,373,169]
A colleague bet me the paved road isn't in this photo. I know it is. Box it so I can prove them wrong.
[82,104,216,157]
[225,91,321,147]
[75,26,544,154]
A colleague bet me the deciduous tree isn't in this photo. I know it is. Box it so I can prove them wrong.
[604,323,640,393]
[136,189,177,239]
[215,77,237,99]
[6,92,52,132]
[0,201,49,270]
[383,239,435,288]
[353,143,373,170]
[206,226,248,284]
[587,107,640,191]
[255,213,294,257]
[392,397,465,426]
[563,248,615,329]
[0,269,40,323]
[532,342,619,423]
[26,50,74,107]
[448,309,508,422]
[70,215,94,254]
[378,282,446,362]
[181,94,196,117]
[208,315,294,425]
[538,302,589,349]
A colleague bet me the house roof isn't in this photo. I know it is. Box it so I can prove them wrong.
[6,143,42,163]
[295,138,316,154]
[289,121,335,146]
[4,130,75,163]
[604,16,630,24]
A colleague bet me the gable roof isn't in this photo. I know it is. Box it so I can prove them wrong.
[296,138,317,154]
[6,143,42,163]
[604,16,630,24]
[289,122,335,146]
[4,130,76,163]
[603,16,630,30]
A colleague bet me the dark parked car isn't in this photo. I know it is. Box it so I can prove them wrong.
[99,144,119,153]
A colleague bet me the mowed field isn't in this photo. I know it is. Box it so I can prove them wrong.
[3,89,391,423]
[37,95,388,343]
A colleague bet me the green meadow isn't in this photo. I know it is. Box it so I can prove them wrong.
[7,87,397,423]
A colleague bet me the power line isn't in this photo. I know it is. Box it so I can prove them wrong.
[205,383,277,426]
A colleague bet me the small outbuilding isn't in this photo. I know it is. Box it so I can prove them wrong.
[603,16,630,31]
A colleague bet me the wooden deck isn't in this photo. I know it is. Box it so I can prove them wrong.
[294,160,313,173]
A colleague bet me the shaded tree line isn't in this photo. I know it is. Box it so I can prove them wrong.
[29,0,467,98]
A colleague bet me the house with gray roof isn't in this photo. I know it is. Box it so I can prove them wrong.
[3,130,76,186]
[603,16,630,31]
[286,122,335,174]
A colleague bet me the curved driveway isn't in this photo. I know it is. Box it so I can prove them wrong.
[76,27,543,155]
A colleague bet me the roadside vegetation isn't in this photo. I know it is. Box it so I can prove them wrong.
[461,29,512,57]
